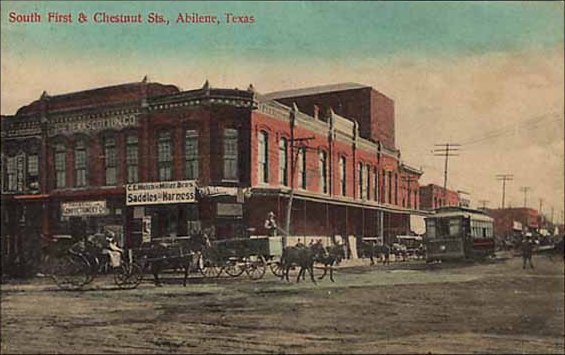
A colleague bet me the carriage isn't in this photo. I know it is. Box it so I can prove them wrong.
[45,234,143,290]
[212,236,284,279]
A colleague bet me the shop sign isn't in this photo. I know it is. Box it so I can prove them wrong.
[48,114,138,136]
[512,221,523,231]
[217,203,243,217]
[142,216,152,243]
[61,200,108,217]
[126,180,197,206]
[198,186,239,197]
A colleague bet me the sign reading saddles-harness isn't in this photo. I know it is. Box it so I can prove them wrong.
[126,180,197,206]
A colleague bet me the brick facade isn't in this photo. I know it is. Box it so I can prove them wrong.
[419,184,460,210]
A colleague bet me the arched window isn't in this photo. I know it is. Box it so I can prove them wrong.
[157,131,172,181]
[54,142,66,189]
[339,156,346,196]
[373,167,379,201]
[358,162,363,199]
[366,164,371,200]
[75,140,87,187]
[319,150,328,194]
[258,131,268,183]
[104,136,117,185]
[279,138,288,186]
[185,129,198,180]
[126,133,139,183]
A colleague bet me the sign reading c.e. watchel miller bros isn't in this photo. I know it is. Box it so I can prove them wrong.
[126,180,197,206]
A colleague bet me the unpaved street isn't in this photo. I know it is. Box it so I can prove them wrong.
[1,255,564,354]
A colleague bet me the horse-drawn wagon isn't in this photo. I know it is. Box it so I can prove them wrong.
[213,236,284,280]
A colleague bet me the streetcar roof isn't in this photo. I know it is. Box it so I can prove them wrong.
[426,211,493,222]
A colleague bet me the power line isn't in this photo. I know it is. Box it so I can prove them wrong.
[496,174,513,209]
[433,143,460,207]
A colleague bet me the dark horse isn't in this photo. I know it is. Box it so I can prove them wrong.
[144,232,211,287]
[280,245,316,283]
[311,242,345,282]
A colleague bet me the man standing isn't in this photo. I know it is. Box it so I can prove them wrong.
[522,233,534,269]
[264,211,278,237]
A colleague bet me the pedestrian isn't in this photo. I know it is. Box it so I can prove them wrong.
[382,243,391,265]
[522,233,534,269]
[264,211,278,236]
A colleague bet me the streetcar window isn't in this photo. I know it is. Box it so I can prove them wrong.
[449,219,460,236]
[426,220,436,239]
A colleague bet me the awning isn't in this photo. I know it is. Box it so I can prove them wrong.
[410,215,426,235]
[13,194,50,200]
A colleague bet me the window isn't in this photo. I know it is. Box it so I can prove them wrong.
[358,163,363,199]
[366,164,371,200]
[278,138,288,186]
[223,128,238,180]
[27,153,39,191]
[373,167,379,201]
[126,134,139,183]
[387,171,392,204]
[339,156,346,196]
[54,143,66,189]
[298,147,306,189]
[104,137,117,185]
[157,131,172,181]
[319,150,328,194]
[75,140,87,187]
[258,131,268,183]
[5,156,17,191]
[395,173,399,205]
[382,170,386,203]
[185,130,198,180]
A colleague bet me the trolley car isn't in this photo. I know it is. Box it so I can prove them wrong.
[425,206,495,262]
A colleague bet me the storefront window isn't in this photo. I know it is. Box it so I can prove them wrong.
[298,147,306,189]
[157,131,172,181]
[319,150,328,194]
[279,138,288,186]
[185,129,198,180]
[339,156,346,196]
[223,128,238,180]
[126,134,139,183]
[54,143,66,189]
[257,131,268,183]
[104,137,117,185]
[75,140,87,187]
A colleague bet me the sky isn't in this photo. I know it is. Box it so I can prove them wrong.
[1,1,564,222]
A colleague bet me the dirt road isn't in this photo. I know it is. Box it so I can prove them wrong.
[1,255,563,354]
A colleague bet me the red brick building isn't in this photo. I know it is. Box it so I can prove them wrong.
[419,184,460,210]
[1,80,423,269]
[486,208,540,238]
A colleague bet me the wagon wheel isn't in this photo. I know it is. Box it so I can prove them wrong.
[269,258,284,277]
[199,249,223,278]
[223,257,245,277]
[245,255,267,280]
[114,262,144,289]
[51,254,91,290]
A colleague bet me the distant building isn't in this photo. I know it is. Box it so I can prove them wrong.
[486,208,540,237]
[419,184,460,210]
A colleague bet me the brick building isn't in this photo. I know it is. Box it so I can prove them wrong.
[486,208,540,238]
[1,79,423,269]
[419,184,460,210]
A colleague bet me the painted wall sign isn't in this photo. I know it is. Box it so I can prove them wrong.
[61,200,108,217]
[126,180,197,205]
[198,186,239,197]
[47,114,138,136]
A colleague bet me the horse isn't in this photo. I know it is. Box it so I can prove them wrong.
[312,242,345,282]
[143,232,211,287]
[280,245,316,283]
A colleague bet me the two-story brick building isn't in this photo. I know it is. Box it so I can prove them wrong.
[419,184,460,210]
[1,79,423,270]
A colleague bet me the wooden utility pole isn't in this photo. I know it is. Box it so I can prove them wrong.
[496,174,513,208]
[433,143,460,207]
[519,186,531,208]
[478,199,489,209]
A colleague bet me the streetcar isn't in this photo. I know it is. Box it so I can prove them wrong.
[425,206,495,262]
